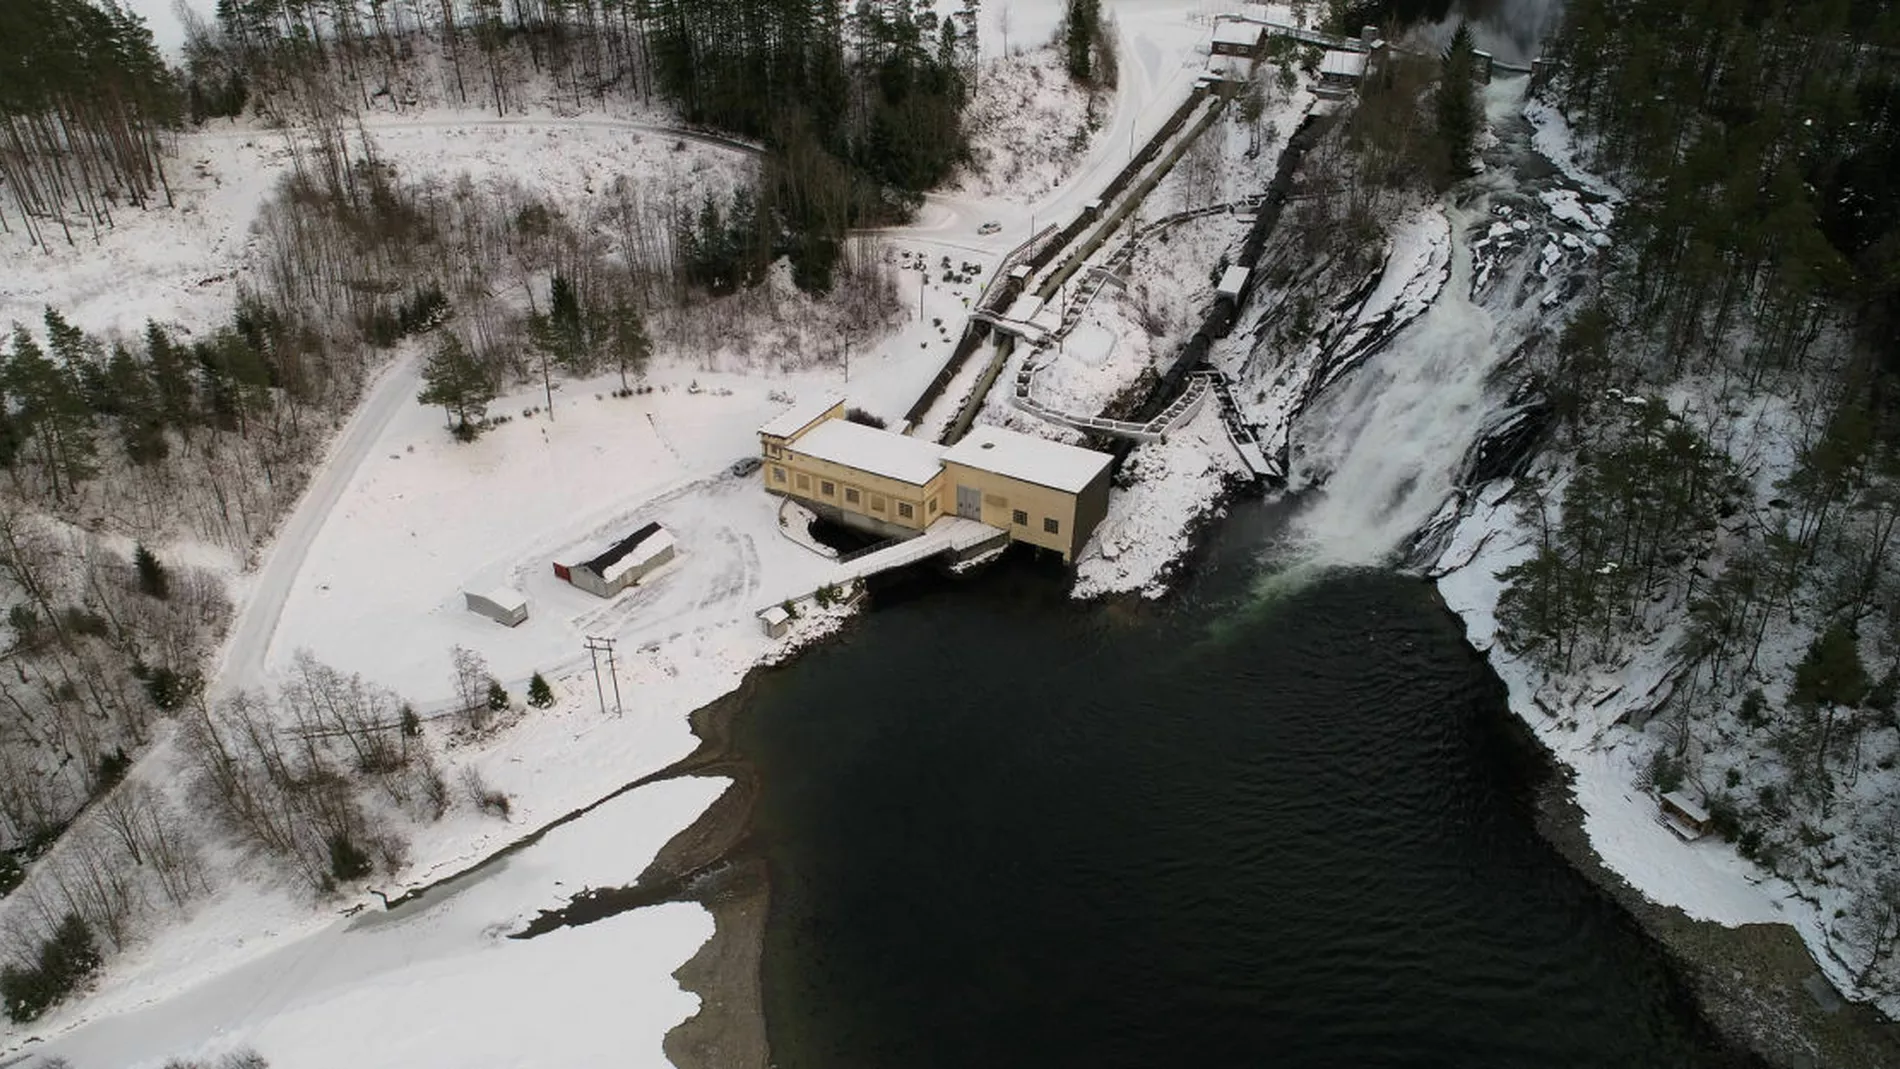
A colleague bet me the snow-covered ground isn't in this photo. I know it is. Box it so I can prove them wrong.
[1426,88,1897,1022]
[1435,488,1797,929]
[1074,405,1246,598]
[24,775,728,1069]
[987,77,1315,599]
[1430,482,1883,1017]
[0,115,749,342]
[953,48,1107,203]
[4,2,1263,1064]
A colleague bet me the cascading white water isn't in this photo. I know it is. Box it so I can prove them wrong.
[1285,212,1503,567]
[1276,77,1553,572]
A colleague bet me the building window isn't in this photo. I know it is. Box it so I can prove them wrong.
[767,445,783,458]
[898,502,915,519]
[1044,517,1060,534]
[1012,509,1028,526]
[871,494,887,512]
[928,498,938,514]
[796,474,810,490]
[845,487,861,505]
[821,480,836,497]
[772,466,786,483]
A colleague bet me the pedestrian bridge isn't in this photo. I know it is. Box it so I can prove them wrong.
[837,516,1008,580]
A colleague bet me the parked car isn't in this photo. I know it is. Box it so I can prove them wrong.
[977,220,1002,235]
[730,456,763,477]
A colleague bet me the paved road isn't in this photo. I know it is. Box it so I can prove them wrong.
[210,357,419,696]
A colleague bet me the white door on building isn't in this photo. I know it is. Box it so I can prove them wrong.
[956,484,981,520]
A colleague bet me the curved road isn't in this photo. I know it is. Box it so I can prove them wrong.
[212,357,419,696]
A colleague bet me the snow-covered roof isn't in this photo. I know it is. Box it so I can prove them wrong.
[1661,790,1710,825]
[1212,19,1263,47]
[477,586,527,612]
[759,394,844,440]
[791,419,946,486]
[1217,265,1251,297]
[941,425,1113,494]
[1320,51,1367,78]
[577,521,675,583]
[760,604,791,625]
[601,528,675,585]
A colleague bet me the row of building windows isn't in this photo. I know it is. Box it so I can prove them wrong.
[774,464,923,523]
[1009,508,1060,535]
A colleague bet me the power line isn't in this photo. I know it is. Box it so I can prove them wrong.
[583,636,622,717]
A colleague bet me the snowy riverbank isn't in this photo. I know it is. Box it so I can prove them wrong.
[1420,93,1900,1064]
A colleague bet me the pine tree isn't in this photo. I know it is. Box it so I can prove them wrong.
[1064,0,1098,83]
[529,274,591,379]
[417,332,495,439]
[328,834,373,881]
[5,325,98,501]
[143,320,197,437]
[486,678,510,712]
[102,344,168,465]
[527,672,555,708]
[602,300,650,390]
[1433,22,1480,186]
[133,543,169,599]
[1793,623,1869,712]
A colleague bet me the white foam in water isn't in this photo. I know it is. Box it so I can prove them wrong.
[1277,74,1550,575]
[1287,207,1507,568]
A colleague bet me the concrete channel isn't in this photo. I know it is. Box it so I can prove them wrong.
[909,77,1243,447]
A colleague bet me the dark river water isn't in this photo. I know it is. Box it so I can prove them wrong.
[732,499,1754,1069]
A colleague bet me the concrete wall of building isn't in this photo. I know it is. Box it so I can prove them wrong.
[1070,466,1112,560]
[767,451,945,533]
[567,567,615,598]
[940,463,1094,561]
[803,499,921,542]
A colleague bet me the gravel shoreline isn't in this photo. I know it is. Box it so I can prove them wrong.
[649,683,771,1069]
[1520,721,1900,1068]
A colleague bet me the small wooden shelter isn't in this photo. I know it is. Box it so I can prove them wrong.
[1658,791,1713,841]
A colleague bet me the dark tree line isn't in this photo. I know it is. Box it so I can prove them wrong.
[1549,0,1900,378]
[1,306,344,506]
[191,0,981,293]
[649,0,979,288]
[1060,0,1115,88]
[203,0,665,117]
[0,0,179,249]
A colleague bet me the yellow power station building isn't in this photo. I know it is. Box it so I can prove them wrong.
[757,398,1114,562]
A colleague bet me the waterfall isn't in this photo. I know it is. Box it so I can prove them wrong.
[1283,220,1504,568]
[1270,76,1572,574]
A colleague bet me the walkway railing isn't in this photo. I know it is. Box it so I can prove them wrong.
[1010,361,1212,443]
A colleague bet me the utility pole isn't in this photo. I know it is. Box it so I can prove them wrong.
[583,636,621,717]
